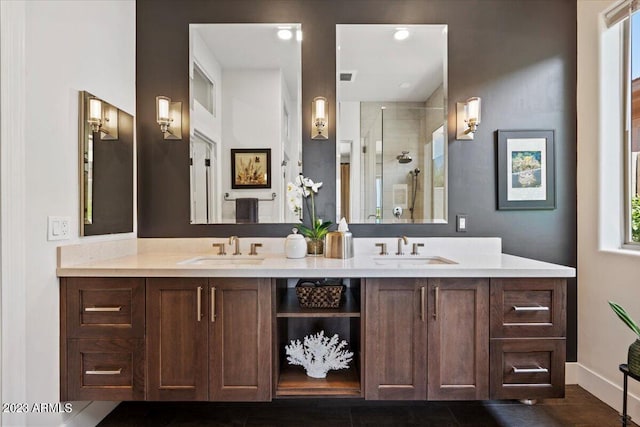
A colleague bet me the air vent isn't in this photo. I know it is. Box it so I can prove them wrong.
[340,70,357,82]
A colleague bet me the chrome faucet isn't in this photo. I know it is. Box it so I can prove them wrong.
[229,235,242,255]
[396,236,408,255]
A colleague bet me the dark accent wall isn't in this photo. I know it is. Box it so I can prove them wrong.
[136,0,577,360]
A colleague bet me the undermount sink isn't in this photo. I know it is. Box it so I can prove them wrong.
[372,256,457,266]
[178,256,265,266]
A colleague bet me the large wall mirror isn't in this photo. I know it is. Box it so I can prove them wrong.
[79,91,134,236]
[189,23,302,224]
[336,24,448,224]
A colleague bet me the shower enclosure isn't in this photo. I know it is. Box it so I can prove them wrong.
[339,102,446,223]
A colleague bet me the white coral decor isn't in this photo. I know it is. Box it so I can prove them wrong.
[285,331,353,378]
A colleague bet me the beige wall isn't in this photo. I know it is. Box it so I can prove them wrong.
[577,0,640,420]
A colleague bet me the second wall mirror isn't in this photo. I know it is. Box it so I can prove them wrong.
[189,23,302,224]
[336,24,448,224]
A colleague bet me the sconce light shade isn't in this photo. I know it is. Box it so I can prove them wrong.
[311,96,328,140]
[456,97,482,140]
[156,95,182,140]
[87,96,118,140]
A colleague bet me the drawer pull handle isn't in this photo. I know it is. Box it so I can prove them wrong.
[85,368,122,375]
[211,287,216,322]
[84,306,122,312]
[512,305,549,312]
[197,286,203,321]
[512,366,549,374]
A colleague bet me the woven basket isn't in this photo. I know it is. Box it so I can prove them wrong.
[295,281,344,308]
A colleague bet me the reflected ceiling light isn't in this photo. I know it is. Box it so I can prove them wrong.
[399,82,411,89]
[156,95,182,140]
[87,97,118,140]
[277,27,293,40]
[296,29,303,42]
[311,96,328,140]
[456,97,482,140]
[394,28,410,41]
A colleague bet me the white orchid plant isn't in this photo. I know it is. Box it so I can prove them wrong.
[287,174,332,241]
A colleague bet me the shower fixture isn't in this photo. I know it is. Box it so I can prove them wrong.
[396,151,412,164]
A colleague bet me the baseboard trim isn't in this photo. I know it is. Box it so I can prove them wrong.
[60,401,119,427]
[575,363,640,422]
[565,362,579,384]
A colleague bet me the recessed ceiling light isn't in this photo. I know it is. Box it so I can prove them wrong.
[394,28,410,41]
[277,28,293,40]
[399,82,411,89]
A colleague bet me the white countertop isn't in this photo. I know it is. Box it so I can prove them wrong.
[56,238,576,278]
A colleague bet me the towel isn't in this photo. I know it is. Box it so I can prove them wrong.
[236,198,258,223]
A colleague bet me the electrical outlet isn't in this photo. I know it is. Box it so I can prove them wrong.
[456,214,468,232]
[48,216,71,241]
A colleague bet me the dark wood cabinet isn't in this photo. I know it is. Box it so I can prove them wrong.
[427,278,489,400]
[146,278,209,400]
[60,274,567,403]
[209,278,272,401]
[61,277,145,401]
[364,278,427,400]
[489,278,567,400]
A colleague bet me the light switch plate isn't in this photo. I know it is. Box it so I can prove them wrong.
[48,216,71,241]
[456,214,468,232]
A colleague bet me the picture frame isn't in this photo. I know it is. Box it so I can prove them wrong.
[231,148,271,189]
[497,130,555,210]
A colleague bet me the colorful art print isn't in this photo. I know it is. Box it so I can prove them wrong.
[497,130,555,210]
[231,149,271,189]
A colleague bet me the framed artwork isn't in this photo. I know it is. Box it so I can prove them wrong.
[231,148,271,189]
[497,130,555,210]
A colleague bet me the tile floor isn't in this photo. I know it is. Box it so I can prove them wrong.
[97,385,637,427]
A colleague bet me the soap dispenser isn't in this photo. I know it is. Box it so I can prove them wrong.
[285,228,307,259]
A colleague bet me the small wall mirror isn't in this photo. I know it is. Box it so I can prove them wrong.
[79,91,134,236]
[189,23,302,224]
[336,24,448,223]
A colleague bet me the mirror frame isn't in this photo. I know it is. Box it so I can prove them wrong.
[79,91,134,236]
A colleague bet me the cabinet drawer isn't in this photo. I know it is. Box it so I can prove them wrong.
[490,339,565,400]
[67,339,144,401]
[64,278,145,338]
[490,279,566,338]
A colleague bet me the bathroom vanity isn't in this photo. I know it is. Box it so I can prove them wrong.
[57,238,573,403]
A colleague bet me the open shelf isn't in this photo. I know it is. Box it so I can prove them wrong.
[276,287,360,318]
[276,365,361,397]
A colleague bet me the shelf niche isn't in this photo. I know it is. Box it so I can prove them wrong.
[274,278,363,397]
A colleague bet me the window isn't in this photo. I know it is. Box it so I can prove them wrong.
[627,11,639,243]
[193,63,215,116]
[608,1,640,245]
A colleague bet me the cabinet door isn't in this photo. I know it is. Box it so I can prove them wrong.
[365,278,427,400]
[209,278,272,401]
[147,278,209,401]
[428,278,489,400]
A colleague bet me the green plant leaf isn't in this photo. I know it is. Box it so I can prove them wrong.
[609,301,640,338]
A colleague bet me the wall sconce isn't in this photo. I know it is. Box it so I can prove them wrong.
[156,96,182,140]
[87,97,118,140]
[456,97,482,140]
[311,96,328,140]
